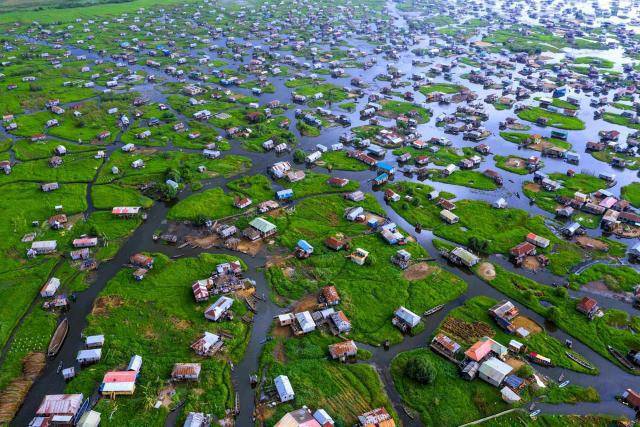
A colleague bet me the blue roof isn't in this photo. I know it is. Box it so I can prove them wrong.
[374,173,388,183]
[297,239,313,252]
[377,162,394,172]
[276,189,293,199]
[504,375,524,389]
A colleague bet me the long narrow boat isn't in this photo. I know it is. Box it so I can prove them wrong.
[423,304,444,317]
[608,345,637,371]
[47,317,69,357]
[565,351,596,370]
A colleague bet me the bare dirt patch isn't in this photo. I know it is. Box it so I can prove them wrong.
[522,256,541,272]
[512,316,542,334]
[235,239,264,256]
[505,157,526,169]
[583,280,609,293]
[156,385,175,408]
[524,182,541,193]
[292,294,319,312]
[185,234,220,249]
[272,324,292,338]
[265,254,292,268]
[170,317,191,331]
[282,266,295,279]
[235,288,255,299]
[575,236,609,251]
[273,341,287,363]
[404,262,438,281]
[505,356,525,371]
[477,262,496,280]
[91,295,124,316]
[143,327,158,340]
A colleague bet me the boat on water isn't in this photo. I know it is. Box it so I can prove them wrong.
[423,304,444,317]
[559,380,570,388]
[47,317,69,357]
[565,351,595,370]
[608,345,637,371]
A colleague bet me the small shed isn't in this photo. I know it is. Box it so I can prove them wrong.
[274,375,295,402]
[77,349,102,365]
[85,335,104,348]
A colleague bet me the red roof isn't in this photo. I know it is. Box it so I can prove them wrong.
[577,297,598,313]
[625,389,640,408]
[102,371,137,383]
[465,340,492,362]
[510,242,536,257]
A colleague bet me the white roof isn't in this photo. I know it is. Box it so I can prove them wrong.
[479,357,512,382]
[501,386,521,402]
[85,335,104,346]
[274,375,294,399]
[77,349,102,360]
[395,306,421,327]
[127,355,142,372]
[295,311,316,332]
[101,382,135,393]
[77,410,101,427]
[314,409,334,425]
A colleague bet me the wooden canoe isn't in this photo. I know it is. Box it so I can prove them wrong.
[47,317,68,357]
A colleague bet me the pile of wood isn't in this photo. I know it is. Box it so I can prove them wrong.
[0,352,46,423]
[441,317,494,343]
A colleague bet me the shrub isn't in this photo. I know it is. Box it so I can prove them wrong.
[404,354,436,384]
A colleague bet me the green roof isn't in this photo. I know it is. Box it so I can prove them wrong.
[249,217,276,233]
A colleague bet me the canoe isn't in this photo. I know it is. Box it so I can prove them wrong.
[565,351,595,370]
[608,345,637,371]
[47,317,69,357]
[423,304,444,317]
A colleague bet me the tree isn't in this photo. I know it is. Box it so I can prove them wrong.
[517,364,534,378]
[193,214,208,227]
[165,167,181,183]
[554,286,568,299]
[293,149,306,163]
[156,183,178,200]
[546,306,561,324]
[468,236,489,254]
[404,354,436,385]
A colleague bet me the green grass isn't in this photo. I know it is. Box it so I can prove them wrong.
[318,150,370,171]
[97,151,251,185]
[260,333,398,426]
[419,83,465,95]
[445,296,598,374]
[167,187,239,221]
[387,183,555,255]
[517,107,585,130]
[65,253,250,425]
[378,99,431,123]
[478,264,640,371]
[494,155,530,175]
[431,169,498,191]
[391,348,509,425]
[0,0,189,22]
[277,171,359,200]
[91,184,154,210]
[621,182,640,208]
[226,174,273,203]
[535,97,579,110]
[570,264,640,293]
[574,57,614,68]
[266,194,467,345]
[602,112,640,130]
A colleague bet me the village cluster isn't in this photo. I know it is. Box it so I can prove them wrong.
[4,0,640,425]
